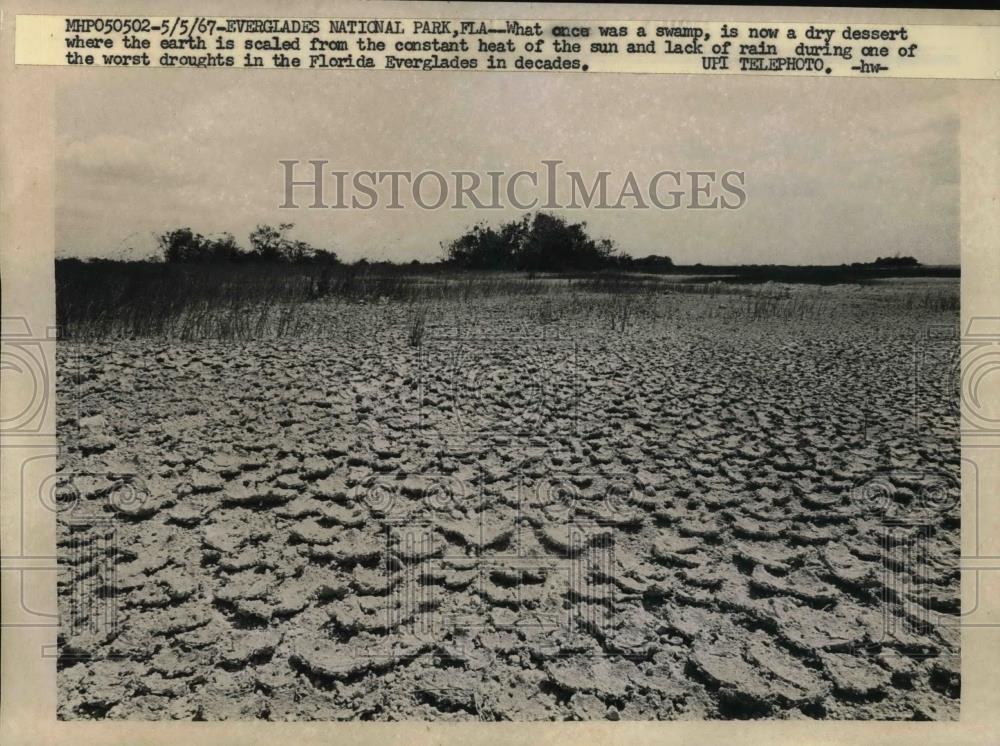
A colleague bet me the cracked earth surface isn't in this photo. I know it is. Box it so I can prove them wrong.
[56,282,960,720]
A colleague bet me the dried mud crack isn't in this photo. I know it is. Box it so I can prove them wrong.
[56,282,960,720]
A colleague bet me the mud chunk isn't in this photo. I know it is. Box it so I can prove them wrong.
[438,517,514,549]
[275,496,324,519]
[219,547,270,572]
[150,647,199,678]
[538,524,613,554]
[323,440,351,458]
[701,491,743,509]
[290,518,339,545]
[209,453,243,478]
[634,470,661,489]
[71,473,117,501]
[145,603,211,636]
[482,464,509,484]
[327,595,408,634]
[216,630,280,669]
[628,657,690,698]
[761,596,877,654]
[749,566,839,606]
[822,542,879,590]
[477,668,558,721]
[159,569,198,602]
[310,528,383,564]
[203,518,270,555]
[291,635,430,681]
[417,672,479,714]
[602,606,661,657]
[878,654,920,689]
[61,627,118,660]
[312,474,350,502]
[388,528,445,561]
[570,692,608,720]
[680,565,728,590]
[192,673,269,719]
[756,486,790,505]
[544,657,638,698]
[819,653,891,699]
[166,504,203,527]
[929,657,960,699]
[732,516,787,541]
[351,565,398,595]
[663,605,728,641]
[576,502,645,530]
[690,628,829,711]
[222,481,295,506]
[677,517,725,540]
[730,541,802,574]
[301,456,335,480]
[275,472,305,491]
[612,569,651,595]
[78,415,116,455]
[111,490,169,519]
[786,524,838,545]
[320,503,366,528]
[480,575,549,610]
[213,570,274,603]
[190,470,224,493]
[75,679,123,717]
[800,492,844,511]
[652,531,704,568]
[442,566,479,590]
[400,476,430,497]
[175,622,225,650]
[134,675,186,699]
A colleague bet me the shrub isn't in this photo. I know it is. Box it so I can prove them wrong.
[442,212,620,272]
[873,255,920,268]
[248,223,337,264]
[158,224,338,264]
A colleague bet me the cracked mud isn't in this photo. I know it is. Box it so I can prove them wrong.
[56,280,960,720]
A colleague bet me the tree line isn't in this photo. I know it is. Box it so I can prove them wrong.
[440,212,673,272]
[154,213,675,272]
[127,216,928,275]
[158,223,339,264]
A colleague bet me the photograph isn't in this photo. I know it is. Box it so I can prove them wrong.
[50,67,962,721]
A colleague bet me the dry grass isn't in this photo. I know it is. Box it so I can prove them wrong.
[56,260,959,341]
[407,307,428,347]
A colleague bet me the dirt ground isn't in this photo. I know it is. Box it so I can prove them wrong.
[55,279,960,720]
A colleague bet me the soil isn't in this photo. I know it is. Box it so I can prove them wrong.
[55,282,960,720]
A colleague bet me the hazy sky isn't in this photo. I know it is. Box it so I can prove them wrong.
[56,70,959,264]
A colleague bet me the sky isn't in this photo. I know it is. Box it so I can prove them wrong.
[56,70,960,265]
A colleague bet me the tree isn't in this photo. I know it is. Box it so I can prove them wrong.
[247,223,338,263]
[873,255,920,268]
[205,232,243,261]
[158,224,337,264]
[442,212,618,272]
[159,229,251,263]
[158,227,207,263]
[623,254,674,272]
[516,212,615,271]
[441,215,529,269]
[248,223,291,261]
[311,248,340,265]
